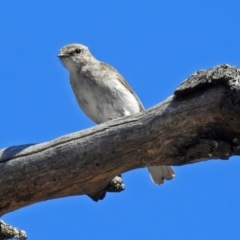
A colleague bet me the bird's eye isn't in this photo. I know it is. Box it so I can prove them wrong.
[75,48,81,54]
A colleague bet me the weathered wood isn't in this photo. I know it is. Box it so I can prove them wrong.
[0,220,27,239]
[0,64,240,217]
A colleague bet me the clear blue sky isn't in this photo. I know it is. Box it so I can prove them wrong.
[1,1,240,239]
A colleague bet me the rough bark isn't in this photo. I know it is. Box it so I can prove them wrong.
[0,220,27,239]
[1,64,240,218]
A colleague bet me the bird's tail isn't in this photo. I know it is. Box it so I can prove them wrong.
[148,166,175,184]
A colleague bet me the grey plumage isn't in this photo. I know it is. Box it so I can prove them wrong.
[58,43,175,184]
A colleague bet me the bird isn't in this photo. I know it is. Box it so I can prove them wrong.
[58,43,175,185]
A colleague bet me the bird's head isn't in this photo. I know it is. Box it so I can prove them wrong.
[58,43,94,72]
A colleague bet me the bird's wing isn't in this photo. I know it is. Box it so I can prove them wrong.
[100,62,145,111]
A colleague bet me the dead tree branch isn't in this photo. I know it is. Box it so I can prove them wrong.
[0,220,27,240]
[1,64,240,217]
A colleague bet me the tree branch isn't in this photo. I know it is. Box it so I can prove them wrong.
[1,64,240,217]
[0,220,27,240]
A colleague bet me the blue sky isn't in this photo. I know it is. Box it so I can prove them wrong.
[1,1,240,239]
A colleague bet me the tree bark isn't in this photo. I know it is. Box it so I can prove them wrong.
[0,220,27,240]
[1,64,240,217]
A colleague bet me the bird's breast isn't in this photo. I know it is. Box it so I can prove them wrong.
[70,73,141,124]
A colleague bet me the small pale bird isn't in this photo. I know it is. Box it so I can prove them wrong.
[58,43,175,185]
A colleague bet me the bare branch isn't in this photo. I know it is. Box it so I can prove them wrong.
[1,64,240,217]
[0,220,27,240]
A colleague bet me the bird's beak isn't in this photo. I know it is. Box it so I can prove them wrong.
[57,52,69,58]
